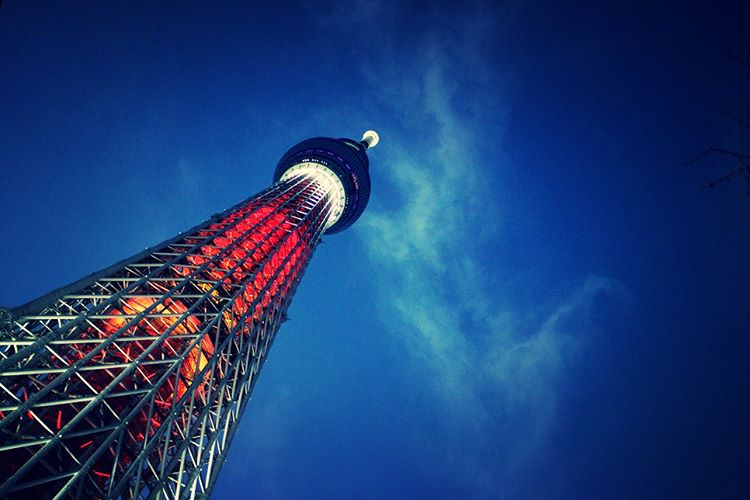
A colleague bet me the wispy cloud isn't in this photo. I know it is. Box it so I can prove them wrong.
[333,2,626,494]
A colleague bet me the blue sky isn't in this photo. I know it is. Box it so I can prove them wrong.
[1,1,749,498]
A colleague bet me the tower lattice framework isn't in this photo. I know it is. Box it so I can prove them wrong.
[0,131,378,499]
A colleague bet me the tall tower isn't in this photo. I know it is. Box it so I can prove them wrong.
[0,131,379,499]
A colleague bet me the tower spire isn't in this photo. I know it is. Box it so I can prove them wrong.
[360,130,380,150]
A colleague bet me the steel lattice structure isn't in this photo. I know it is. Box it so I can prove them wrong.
[0,131,378,499]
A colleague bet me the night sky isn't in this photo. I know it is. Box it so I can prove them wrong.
[1,1,749,498]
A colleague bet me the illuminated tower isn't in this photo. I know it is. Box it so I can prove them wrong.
[0,131,379,499]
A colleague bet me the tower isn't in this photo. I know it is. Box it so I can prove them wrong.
[0,131,379,499]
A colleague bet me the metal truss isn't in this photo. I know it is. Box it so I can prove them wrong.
[0,176,333,499]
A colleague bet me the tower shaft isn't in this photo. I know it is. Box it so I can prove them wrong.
[0,175,332,498]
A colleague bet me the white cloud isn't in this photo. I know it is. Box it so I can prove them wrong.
[337,3,626,495]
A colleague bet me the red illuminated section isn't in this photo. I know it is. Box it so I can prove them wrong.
[176,203,304,327]
[0,178,326,495]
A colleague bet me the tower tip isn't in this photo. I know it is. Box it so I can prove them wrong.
[360,130,380,149]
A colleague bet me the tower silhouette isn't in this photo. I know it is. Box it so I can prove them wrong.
[0,131,378,498]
